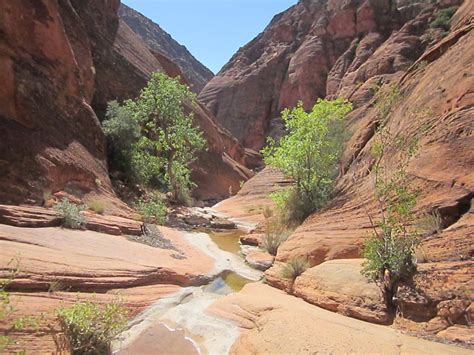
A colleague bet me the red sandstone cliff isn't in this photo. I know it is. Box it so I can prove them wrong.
[0,0,255,206]
[210,0,473,339]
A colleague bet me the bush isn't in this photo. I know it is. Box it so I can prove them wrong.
[136,196,167,225]
[58,299,128,355]
[262,99,352,224]
[102,72,206,204]
[261,214,289,256]
[54,198,86,229]
[87,200,105,215]
[281,257,309,280]
[430,6,458,31]
[417,210,443,235]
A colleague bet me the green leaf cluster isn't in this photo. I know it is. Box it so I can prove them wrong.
[57,298,128,355]
[430,6,458,31]
[103,72,206,204]
[136,195,167,225]
[53,198,86,229]
[262,98,352,223]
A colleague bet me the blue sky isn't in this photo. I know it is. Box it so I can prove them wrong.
[122,0,297,73]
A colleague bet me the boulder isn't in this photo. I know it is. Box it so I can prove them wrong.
[291,259,389,324]
[244,250,274,271]
[436,326,474,345]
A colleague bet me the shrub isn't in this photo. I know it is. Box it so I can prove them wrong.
[0,258,20,351]
[87,200,105,215]
[281,257,309,280]
[361,83,419,309]
[262,99,352,224]
[417,210,443,235]
[261,232,288,256]
[430,6,458,31]
[136,196,167,225]
[103,73,206,204]
[54,198,86,229]
[58,299,128,355]
[261,215,289,256]
[0,279,13,351]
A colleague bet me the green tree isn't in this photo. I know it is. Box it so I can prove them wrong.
[361,84,419,310]
[262,99,352,223]
[103,72,206,204]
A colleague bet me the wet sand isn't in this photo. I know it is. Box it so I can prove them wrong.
[117,323,199,355]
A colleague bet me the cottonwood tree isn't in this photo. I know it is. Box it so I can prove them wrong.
[262,98,352,224]
[103,72,206,204]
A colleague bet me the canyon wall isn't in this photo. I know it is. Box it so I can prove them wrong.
[212,0,473,335]
[199,0,466,151]
[0,0,255,206]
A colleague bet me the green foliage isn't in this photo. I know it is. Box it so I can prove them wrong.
[87,200,105,215]
[103,101,142,178]
[103,72,206,204]
[262,99,352,224]
[136,195,167,225]
[361,83,420,308]
[281,257,309,281]
[430,6,458,31]
[0,279,13,351]
[57,298,128,355]
[0,258,19,351]
[54,198,86,229]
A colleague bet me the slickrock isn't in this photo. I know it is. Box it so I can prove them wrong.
[0,224,214,291]
[209,283,470,354]
[437,326,474,345]
[0,203,142,235]
[3,285,180,354]
[208,1,473,345]
[291,259,388,324]
[214,166,293,225]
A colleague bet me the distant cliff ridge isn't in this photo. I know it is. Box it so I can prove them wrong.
[119,3,214,93]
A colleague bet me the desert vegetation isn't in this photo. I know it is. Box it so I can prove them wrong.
[136,193,168,224]
[430,6,458,32]
[54,198,86,229]
[361,84,420,309]
[260,207,290,256]
[87,200,105,215]
[57,298,128,355]
[281,257,309,281]
[103,72,206,206]
[262,99,352,224]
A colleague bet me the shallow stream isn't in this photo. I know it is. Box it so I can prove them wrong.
[114,220,260,354]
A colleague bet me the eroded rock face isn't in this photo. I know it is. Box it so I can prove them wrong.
[0,0,258,205]
[210,0,472,339]
[199,0,405,150]
[0,0,114,206]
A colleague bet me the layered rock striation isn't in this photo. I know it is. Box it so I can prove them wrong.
[0,0,257,206]
[208,0,473,340]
